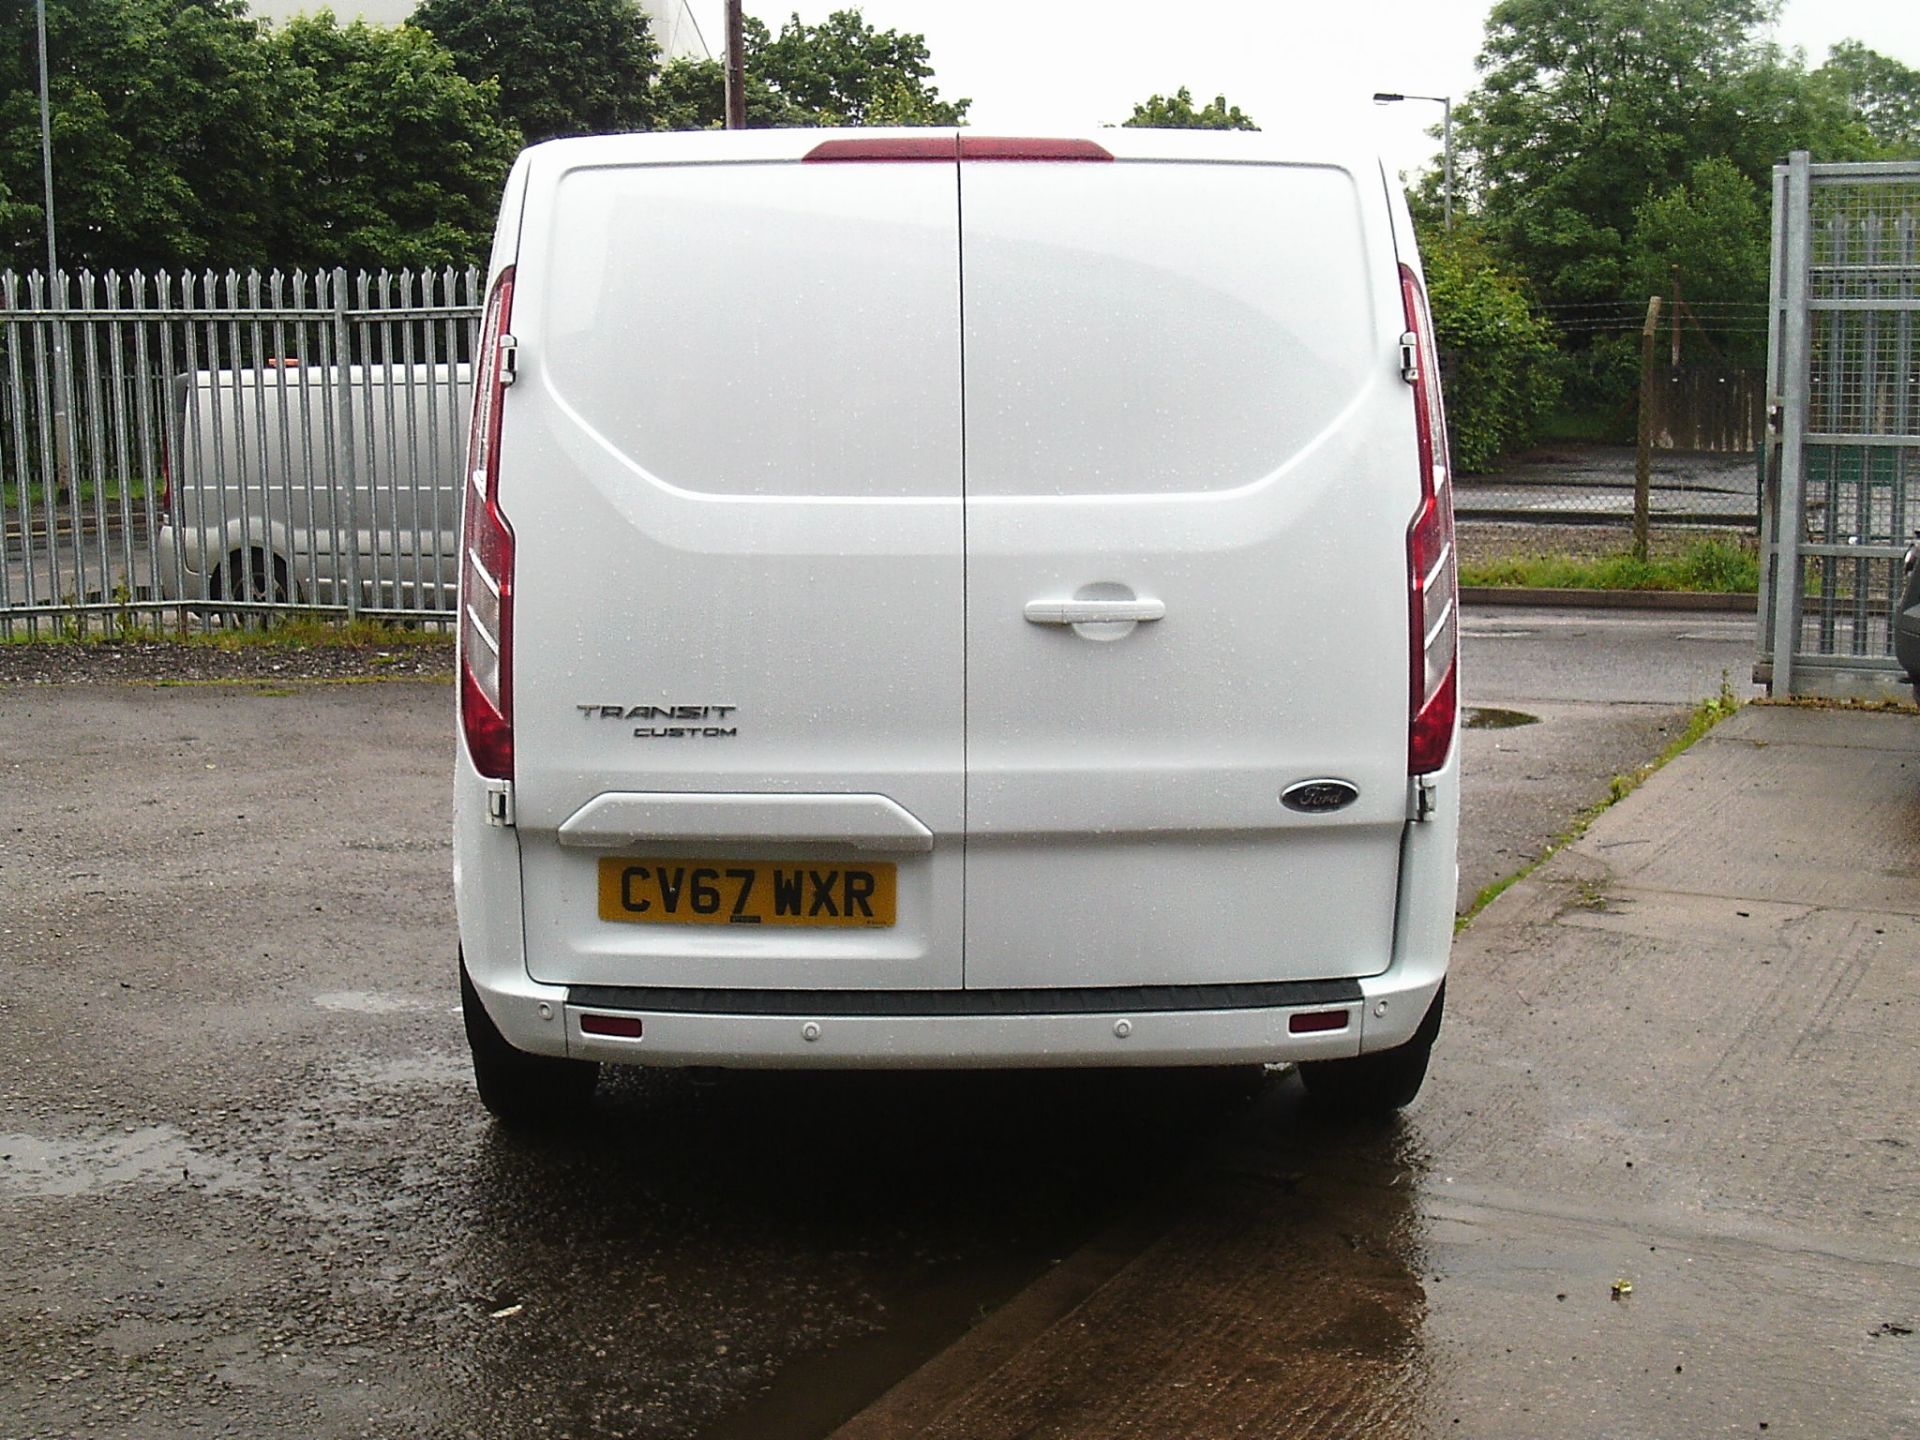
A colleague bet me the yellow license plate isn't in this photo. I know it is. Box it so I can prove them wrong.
[597,857,897,928]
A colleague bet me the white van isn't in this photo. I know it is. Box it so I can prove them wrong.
[453,128,1460,1124]
[156,364,470,613]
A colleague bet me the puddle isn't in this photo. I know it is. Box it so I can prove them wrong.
[1465,706,1541,730]
[0,1126,255,1198]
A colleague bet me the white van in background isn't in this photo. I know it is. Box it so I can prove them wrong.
[454,128,1460,1126]
[156,363,470,612]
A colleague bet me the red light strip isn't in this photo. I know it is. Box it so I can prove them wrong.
[803,136,1113,163]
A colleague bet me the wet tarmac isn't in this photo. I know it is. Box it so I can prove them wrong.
[833,706,1920,1439]
[0,611,1809,1439]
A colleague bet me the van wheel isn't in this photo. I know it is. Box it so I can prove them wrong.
[1297,984,1443,1116]
[460,956,600,1128]
[214,549,289,612]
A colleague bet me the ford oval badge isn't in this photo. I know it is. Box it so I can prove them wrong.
[1281,778,1360,814]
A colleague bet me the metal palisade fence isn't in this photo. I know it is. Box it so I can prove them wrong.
[0,267,482,638]
[1761,152,1920,695]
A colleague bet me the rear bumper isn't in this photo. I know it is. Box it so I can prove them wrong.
[465,966,1443,1070]
[455,746,1460,1072]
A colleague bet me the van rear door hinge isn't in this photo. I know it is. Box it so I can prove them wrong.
[1399,331,1420,384]
[498,334,519,387]
[484,777,516,827]
[1412,775,1437,823]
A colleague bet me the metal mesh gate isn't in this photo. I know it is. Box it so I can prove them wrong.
[1760,153,1920,695]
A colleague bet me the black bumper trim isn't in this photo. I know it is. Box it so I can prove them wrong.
[565,978,1365,1018]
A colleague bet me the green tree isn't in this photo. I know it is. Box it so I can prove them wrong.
[1625,156,1770,362]
[267,14,518,270]
[652,11,967,131]
[1422,227,1561,471]
[409,0,660,143]
[1454,0,1868,309]
[1816,40,1920,155]
[750,10,967,126]
[651,52,808,131]
[0,0,288,273]
[1122,87,1258,130]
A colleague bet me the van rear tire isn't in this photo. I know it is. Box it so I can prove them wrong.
[460,956,599,1128]
[212,548,289,617]
[1297,983,1443,1116]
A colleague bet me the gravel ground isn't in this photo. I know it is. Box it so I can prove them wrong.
[0,637,455,686]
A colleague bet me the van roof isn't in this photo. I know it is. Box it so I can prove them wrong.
[518,124,1389,178]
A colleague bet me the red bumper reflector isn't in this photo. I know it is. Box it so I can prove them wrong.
[1289,1009,1351,1035]
[580,1013,643,1039]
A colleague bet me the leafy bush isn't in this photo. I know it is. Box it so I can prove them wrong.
[1424,230,1562,472]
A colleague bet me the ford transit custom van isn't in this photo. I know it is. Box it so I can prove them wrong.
[453,128,1460,1125]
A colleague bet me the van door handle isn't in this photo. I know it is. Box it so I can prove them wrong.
[1023,598,1166,626]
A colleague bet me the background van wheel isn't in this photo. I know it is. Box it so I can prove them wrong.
[460,957,599,1128]
[1298,983,1444,1116]
[213,548,289,620]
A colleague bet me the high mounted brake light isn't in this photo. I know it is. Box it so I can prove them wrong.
[459,266,516,780]
[803,136,1113,163]
[1401,263,1458,776]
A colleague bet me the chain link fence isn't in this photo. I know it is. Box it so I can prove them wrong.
[1452,337,1766,579]
[1,267,481,638]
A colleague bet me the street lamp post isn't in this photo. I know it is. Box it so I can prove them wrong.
[1373,91,1453,231]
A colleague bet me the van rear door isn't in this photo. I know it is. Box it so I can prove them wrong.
[960,141,1416,990]
[506,138,966,992]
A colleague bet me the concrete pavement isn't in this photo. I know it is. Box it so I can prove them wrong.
[831,704,1920,1440]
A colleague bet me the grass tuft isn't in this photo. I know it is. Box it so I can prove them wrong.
[1459,538,1759,594]
[3,615,451,651]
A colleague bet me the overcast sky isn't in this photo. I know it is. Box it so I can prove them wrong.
[254,0,1920,185]
[704,0,1920,181]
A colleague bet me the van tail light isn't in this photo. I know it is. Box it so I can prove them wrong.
[460,266,516,780]
[1402,264,1458,776]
